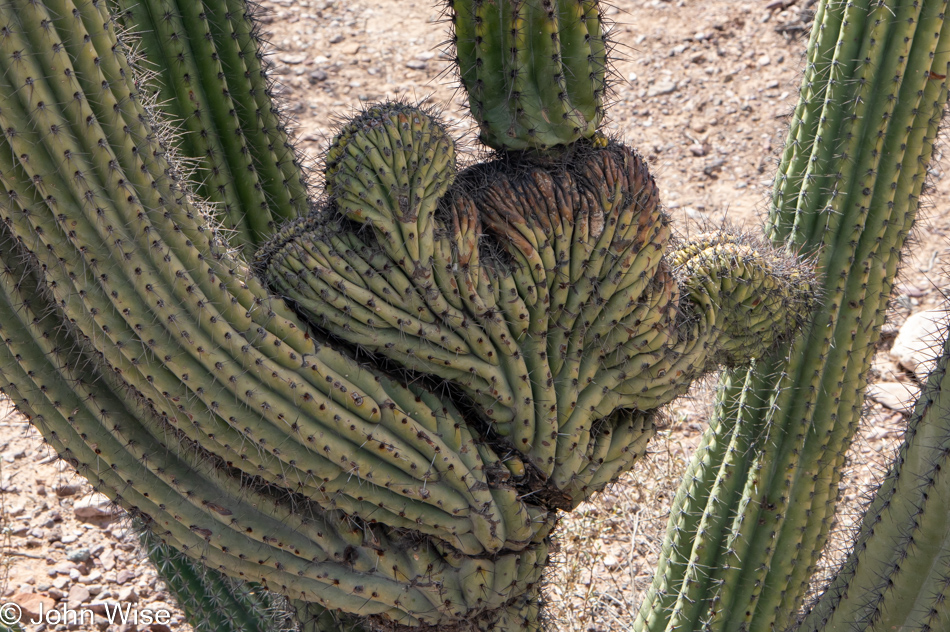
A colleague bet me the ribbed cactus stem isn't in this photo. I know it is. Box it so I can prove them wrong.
[114,0,308,246]
[140,528,291,632]
[798,314,950,632]
[449,0,607,152]
[636,2,950,631]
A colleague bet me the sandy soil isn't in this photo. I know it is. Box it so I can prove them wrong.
[3,1,949,631]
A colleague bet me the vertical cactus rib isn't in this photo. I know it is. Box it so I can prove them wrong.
[113,0,307,246]
[140,529,292,632]
[450,0,605,152]
[800,317,950,632]
[636,2,950,631]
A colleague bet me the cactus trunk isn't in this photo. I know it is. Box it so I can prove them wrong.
[113,0,309,247]
[635,2,950,631]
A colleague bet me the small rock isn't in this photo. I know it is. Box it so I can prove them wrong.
[890,309,947,381]
[689,143,707,157]
[87,600,116,615]
[757,55,772,67]
[11,592,56,621]
[48,587,64,600]
[52,576,69,590]
[278,53,307,65]
[416,51,435,61]
[54,483,81,497]
[73,494,114,521]
[67,584,91,609]
[868,381,920,414]
[2,447,25,462]
[100,549,116,572]
[308,69,328,83]
[116,569,135,585]
[117,586,138,603]
[603,554,621,570]
[405,60,427,70]
[647,80,677,97]
[328,34,344,44]
[703,158,725,177]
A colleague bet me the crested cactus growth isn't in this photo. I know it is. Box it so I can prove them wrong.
[449,0,607,152]
[0,0,946,630]
[261,103,812,507]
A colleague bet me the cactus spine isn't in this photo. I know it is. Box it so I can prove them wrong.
[635,2,950,631]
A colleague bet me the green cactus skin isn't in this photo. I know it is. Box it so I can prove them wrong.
[140,527,294,632]
[635,2,950,631]
[449,0,606,152]
[798,315,950,632]
[0,0,934,628]
[0,0,815,624]
[112,0,309,247]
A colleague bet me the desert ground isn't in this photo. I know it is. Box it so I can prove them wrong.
[1,0,947,630]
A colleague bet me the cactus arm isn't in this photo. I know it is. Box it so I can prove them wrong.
[800,319,950,632]
[113,0,307,246]
[779,20,950,619]
[450,0,604,152]
[636,2,950,631]
[767,0,833,244]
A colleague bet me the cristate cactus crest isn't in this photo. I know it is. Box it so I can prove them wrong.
[0,0,815,628]
[260,104,811,509]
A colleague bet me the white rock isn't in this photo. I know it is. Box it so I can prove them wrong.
[890,309,948,380]
[868,381,920,414]
[647,80,677,97]
[278,53,307,65]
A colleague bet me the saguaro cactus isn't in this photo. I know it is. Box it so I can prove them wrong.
[0,0,945,630]
[0,0,811,629]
